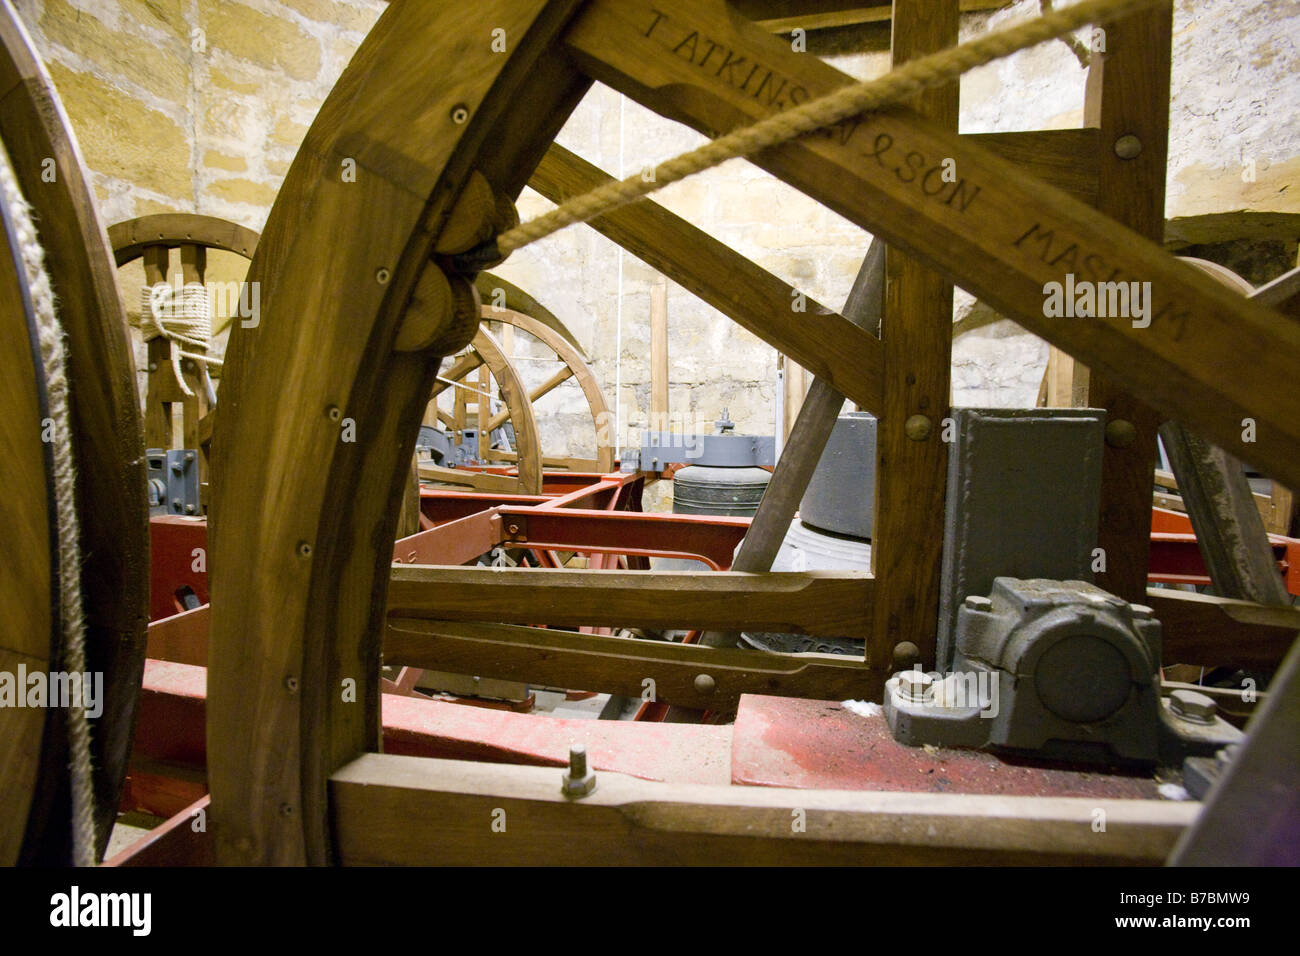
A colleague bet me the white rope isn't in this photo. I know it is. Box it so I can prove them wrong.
[496,0,1161,255]
[0,141,97,866]
[141,280,220,397]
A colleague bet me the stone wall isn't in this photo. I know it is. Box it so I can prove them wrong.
[12,0,1299,468]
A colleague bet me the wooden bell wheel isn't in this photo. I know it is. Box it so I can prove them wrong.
[207,1,1300,865]
[107,213,260,507]
[0,6,148,864]
[425,300,613,493]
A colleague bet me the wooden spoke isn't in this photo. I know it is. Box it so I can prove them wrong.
[482,306,613,472]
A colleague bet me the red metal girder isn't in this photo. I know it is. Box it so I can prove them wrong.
[1147,508,1299,595]
[730,695,1162,799]
[419,489,546,525]
[393,507,503,566]
[148,516,209,621]
[497,507,748,570]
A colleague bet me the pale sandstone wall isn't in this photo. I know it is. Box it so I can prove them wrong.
[11,0,1298,468]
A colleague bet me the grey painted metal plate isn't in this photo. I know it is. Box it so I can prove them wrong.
[935,407,1106,671]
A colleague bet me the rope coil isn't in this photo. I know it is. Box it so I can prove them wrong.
[495,0,1160,257]
[141,281,220,397]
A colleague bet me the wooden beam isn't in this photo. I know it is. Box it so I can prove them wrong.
[1159,423,1290,605]
[417,463,521,493]
[388,565,872,638]
[486,366,572,431]
[966,130,1100,206]
[701,238,885,649]
[651,275,668,427]
[562,1,1300,492]
[869,0,958,669]
[330,752,1195,866]
[1146,587,1300,670]
[530,144,886,414]
[1081,4,1171,604]
[386,617,876,708]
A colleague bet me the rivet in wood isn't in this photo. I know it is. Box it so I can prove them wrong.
[284,675,299,694]
[296,541,312,558]
[375,267,391,284]
[326,404,342,422]
[694,673,716,695]
[1113,134,1142,159]
[1105,419,1137,448]
[279,803,294,817]
[904,414,932,441]
[450,104,470,125]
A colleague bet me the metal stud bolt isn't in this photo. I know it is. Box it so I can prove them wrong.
[561,743,596,797]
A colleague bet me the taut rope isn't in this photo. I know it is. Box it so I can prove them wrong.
[495,0,1158,257]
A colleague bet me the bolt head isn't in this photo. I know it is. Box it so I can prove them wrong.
[964,594,993,612]
[507,523,520,535]
[1170,688,1216,723]
[904,414,932,441]
[450,104,470,124]
[694,673,716,695]
[326,405,342,422]
[1105,419,1137,448]
[898,670,934,703]
[1114,134,1142,159]
[375,267,391,285]
[1129,603,1154,620]
[892,641,920,669]
[297,541,312,558]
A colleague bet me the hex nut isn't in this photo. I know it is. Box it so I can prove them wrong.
[964,595,993,612]
[1169,688,1216,723]
[898,670,934,703]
